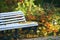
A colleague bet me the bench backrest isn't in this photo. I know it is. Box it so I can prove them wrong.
[0,11,26,25]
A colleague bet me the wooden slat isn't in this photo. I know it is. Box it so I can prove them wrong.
[0,15,23,19]
[0,17,25,22]
[0,14,23,17]
[0,11,23,17]
[0,19,25,25]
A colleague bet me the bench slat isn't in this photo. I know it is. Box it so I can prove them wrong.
[0,11,23,17]
[0,17,24,22]
[0,20,25,25]
[0,15,23,19]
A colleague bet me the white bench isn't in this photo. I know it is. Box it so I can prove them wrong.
[0,11,38,31]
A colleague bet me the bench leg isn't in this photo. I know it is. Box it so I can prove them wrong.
[4,30,12,40]
[0,30,13,40]
[31,26,37,34]
[13,29,20,40]
[0,31,8,40]
[0,31,5,40]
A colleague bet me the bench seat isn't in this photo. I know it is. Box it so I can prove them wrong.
[0,22,38,31]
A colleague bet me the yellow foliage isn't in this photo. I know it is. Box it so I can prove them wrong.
[49,24,60,32]
[25,2,29,6]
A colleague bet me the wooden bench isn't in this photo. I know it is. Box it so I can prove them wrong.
[0,11,38,31]
[0,11,38,40]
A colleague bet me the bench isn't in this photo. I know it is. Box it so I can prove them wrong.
[0,11,38,40]
[0,11,38,31]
